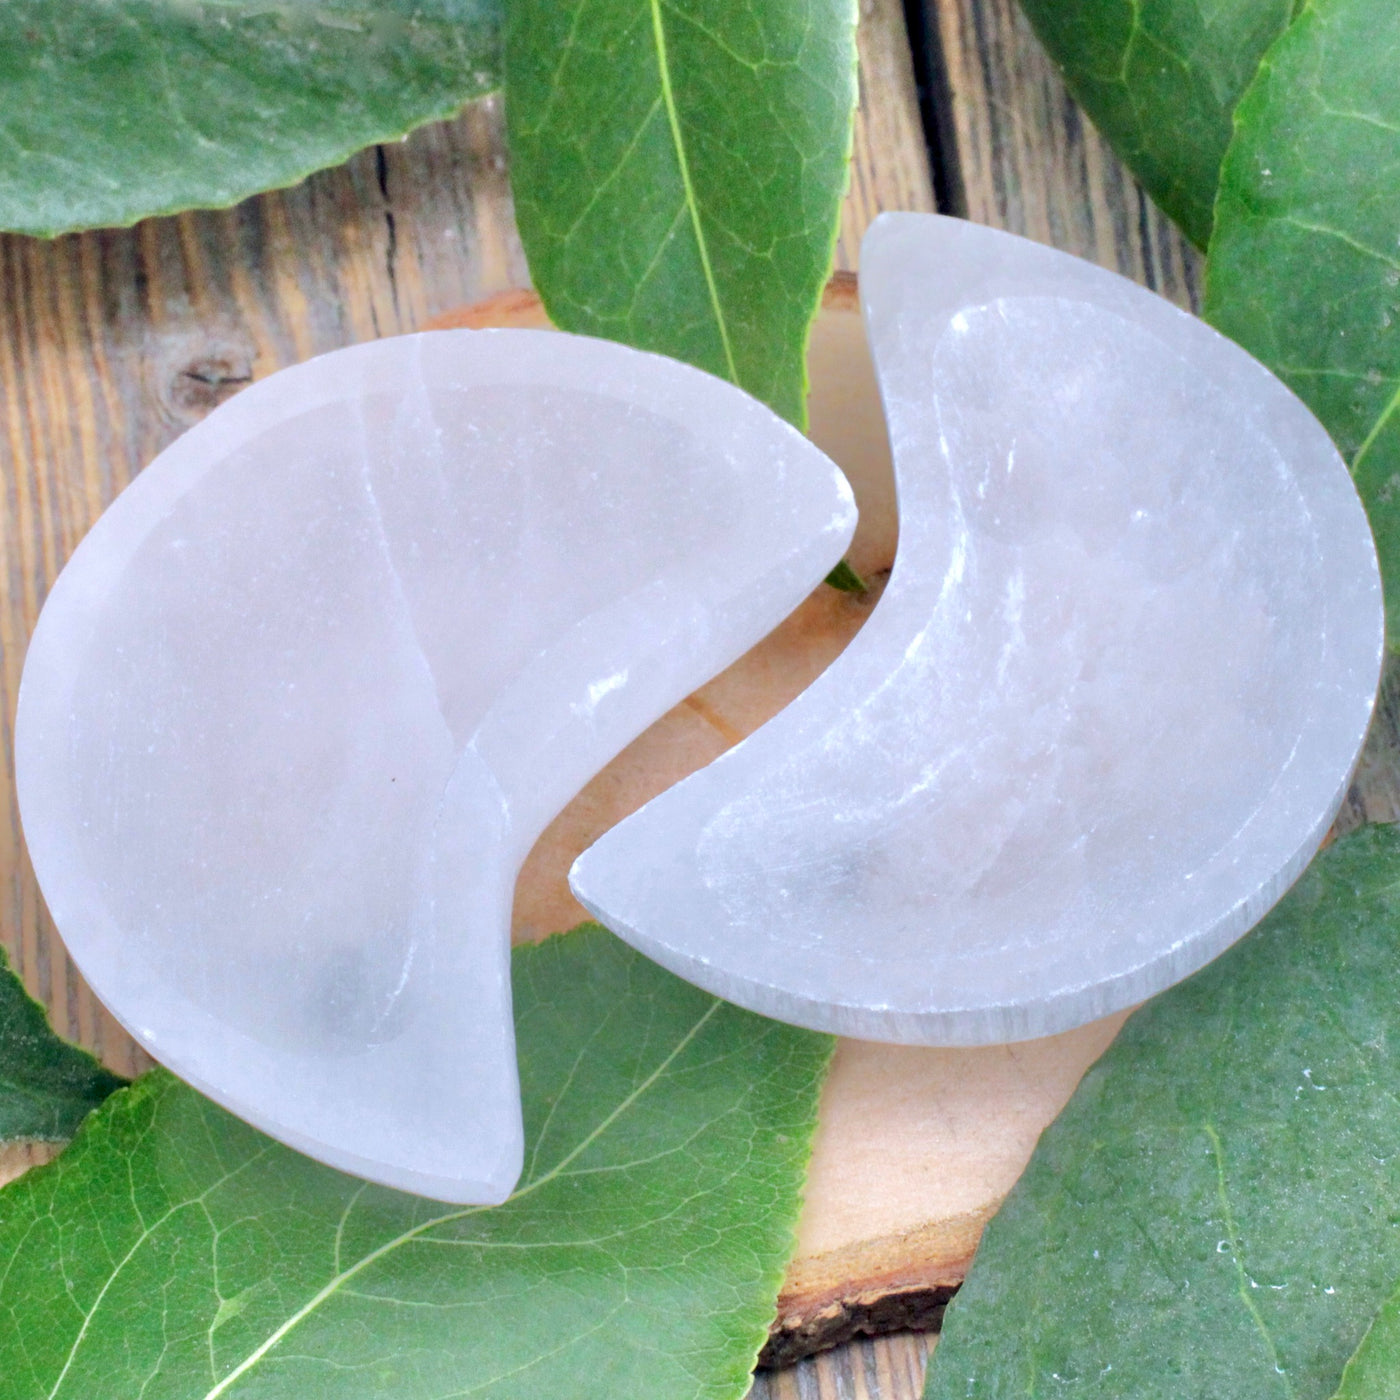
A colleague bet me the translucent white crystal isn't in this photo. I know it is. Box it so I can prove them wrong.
[571,212,1384,1044]
[15,330,856,1202]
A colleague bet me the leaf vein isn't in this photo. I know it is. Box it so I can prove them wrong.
[646,0,738,382]
[198,1000,722,1398]
[1204,1121,1293,1396]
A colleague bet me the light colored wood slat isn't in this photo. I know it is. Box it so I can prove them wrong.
[836,0,939,272]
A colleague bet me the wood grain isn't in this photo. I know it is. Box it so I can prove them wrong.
[836,0,938,271]
[758,1330,934,1400]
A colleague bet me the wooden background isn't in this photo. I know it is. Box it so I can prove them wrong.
[3,1,1398,1397]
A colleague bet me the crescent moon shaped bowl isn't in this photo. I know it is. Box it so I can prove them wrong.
[570,212,1385,1045]
[14,329,856,1202]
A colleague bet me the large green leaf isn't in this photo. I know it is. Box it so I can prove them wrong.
[0,1,500,238]
[0,925,831,1400]
[0,945,124,1145]
[923,824,1400,1400]
[1206,0,1400,641]
[1330,1277,1400,1399]
[1016,0,1295,248]
[504,0,858,428]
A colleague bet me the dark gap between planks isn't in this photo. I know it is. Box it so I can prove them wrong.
[901,0,966,216]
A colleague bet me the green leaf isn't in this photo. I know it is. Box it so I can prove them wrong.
[1016,0,1295,248]
[1331,1277,1400,1399]
[0,925,831,1400]
[503,0,858,428]
[823,557,867,593]
[0,945,124,1145]
[923,825,1400,1400]
[1206,0,1400,642]
[0,0,501,238]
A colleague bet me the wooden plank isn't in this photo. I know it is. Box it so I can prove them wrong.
[836,0,938,270]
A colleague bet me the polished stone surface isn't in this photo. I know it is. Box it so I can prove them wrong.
[572,212,1385,1044]
[15,330,856,1201]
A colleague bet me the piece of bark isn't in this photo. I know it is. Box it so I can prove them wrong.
[758,1286,950,1371]
[427,281,1127,1356]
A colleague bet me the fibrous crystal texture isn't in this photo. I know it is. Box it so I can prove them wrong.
[571,212,1384,1045]
[15,330,856,1202]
